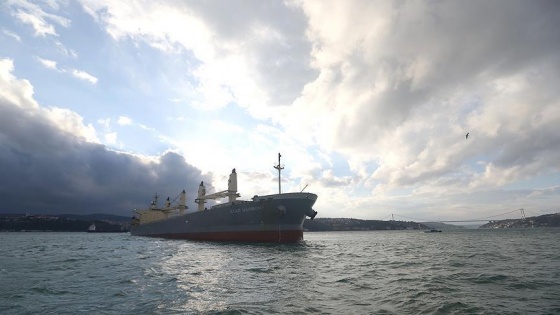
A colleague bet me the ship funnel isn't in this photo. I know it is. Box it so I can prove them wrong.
[306,209,318,220]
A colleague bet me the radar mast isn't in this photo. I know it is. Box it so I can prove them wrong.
[273,153,284,194]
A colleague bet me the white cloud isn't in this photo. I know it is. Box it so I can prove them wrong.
[0,58,98,143]
[35,57,98,84]
[104,132,117,144]
[285,1,560,196]
[139,124,155,132]
[2,28,21,41]
[36,57,58,70]
[70,69,98,84]
[0,58,39,110]
[45,107,98,143]
[15,11,57,37]
[54,41,78,58]
[9,0,71,37]
[78,0,313,113]
[117,116,133,126]
[97,118,111,130]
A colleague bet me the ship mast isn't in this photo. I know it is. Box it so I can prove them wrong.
[273,153,284,194]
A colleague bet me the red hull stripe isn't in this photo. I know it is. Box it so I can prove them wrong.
[144,229,304,243]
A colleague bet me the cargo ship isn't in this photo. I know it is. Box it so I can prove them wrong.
[130,154,318,242]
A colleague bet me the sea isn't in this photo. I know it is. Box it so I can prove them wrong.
[1,229,559,315]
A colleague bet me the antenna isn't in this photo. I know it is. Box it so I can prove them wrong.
[273,153,284,194]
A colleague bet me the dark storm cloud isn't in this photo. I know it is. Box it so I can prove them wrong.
[0,95,209,216]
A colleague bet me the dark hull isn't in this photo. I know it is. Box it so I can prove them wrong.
[130,192,317,243]
[140,229,304,242]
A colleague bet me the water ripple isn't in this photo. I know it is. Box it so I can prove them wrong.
[1,229,559,314]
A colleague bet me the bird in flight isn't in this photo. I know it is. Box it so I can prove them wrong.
[465,132,469,139]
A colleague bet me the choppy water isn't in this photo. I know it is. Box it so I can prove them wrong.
[1,229,559,314]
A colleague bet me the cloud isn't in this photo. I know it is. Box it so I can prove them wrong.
[289,1,560,194]
[97,118,111,130]
[54,40,78,58]
[1,28,21,41]
[117,116,133,126]
[14,10,57,37]
[0,58,210,215]
[36,56,98,84]
[70,69,98,84]
[36,57,57,70]
[1,58,97,144]
[78,0,317,111]
[0,58,39,110]
[104,132,117,144]
[8,0,71,37]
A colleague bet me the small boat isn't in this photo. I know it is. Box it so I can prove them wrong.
[425,228,442,233]
[87,223,96,232]
[87,222,128,233]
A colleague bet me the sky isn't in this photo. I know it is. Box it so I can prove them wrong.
[1,0,559,222]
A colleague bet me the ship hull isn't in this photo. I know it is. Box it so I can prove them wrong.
[130,192,317,243]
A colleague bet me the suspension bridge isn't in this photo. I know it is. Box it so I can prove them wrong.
[381,208,534,223]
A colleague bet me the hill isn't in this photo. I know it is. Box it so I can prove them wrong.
[0,214,129,232]
[303,217,427,231]
[479,213,560,229]
[58,213,131,223]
